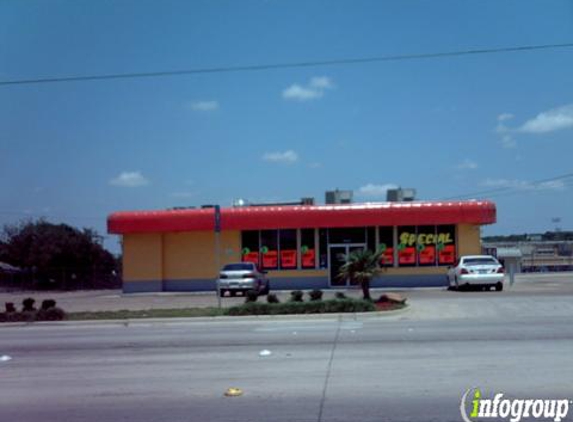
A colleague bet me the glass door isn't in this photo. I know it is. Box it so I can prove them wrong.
[329,244,366,287]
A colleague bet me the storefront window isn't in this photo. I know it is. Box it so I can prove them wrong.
[260,230,278,270]
[397,226,417,267]
[279,229,297,270]
[367,227,376,253]
[241,231,260,266]
[328,227,366,244]
[378,227,394,267]
[417,225,437,266]
[301,229,316,269]
[437,225,456,265]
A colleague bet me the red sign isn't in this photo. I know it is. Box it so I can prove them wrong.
[399,247,416,265]
[262,250,278,269]
[380,248,394,266]
[302,249,315,268]
[419,245,436,265]
[439,244,456,264]
[280,249,297,269]
[242,252,259,265]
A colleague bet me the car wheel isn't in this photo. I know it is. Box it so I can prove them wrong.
[495,282,503,292]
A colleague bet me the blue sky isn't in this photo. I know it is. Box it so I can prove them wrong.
[1,0,572,253]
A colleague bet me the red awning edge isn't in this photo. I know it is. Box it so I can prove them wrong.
[107,201,496,235]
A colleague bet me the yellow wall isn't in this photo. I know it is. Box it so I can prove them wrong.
[123,233,163,281]
[163,231,241,279]
[122,223,483,282]
[457,224,482,256]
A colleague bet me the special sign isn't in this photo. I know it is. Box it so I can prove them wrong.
[399,232,453,247]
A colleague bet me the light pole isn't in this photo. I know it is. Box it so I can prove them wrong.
[214,205,222,309]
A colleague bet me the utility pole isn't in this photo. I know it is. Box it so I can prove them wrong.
[215,205,222,309]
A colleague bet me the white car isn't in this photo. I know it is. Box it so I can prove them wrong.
[447,255,505,291]
[217,262,270,297]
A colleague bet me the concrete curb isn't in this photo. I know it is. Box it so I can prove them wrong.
[0,304,410,328]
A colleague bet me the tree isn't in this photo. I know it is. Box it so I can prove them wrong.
[0,219,118,290]
[337,248,384,300]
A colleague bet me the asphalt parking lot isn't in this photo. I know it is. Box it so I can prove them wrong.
[1,272,572,317]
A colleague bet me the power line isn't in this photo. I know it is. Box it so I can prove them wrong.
[442,172,573,200]
[1,42,573,86]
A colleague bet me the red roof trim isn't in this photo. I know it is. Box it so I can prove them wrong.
[107,201,496,234]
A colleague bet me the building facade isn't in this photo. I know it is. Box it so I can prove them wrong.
[108,201,496,293]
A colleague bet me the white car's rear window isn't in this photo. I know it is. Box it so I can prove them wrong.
[223,263,254,271]
[463,258,498,266]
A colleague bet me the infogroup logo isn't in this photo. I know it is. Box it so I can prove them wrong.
[460,388,571,422]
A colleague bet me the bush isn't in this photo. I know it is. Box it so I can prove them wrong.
[266,293,280,304]
[45,307,66,321]
[290,290,304,302]
[334,292,347,300]
[41,299,57,310]
[245,290,259,303]
[308,290,323,301]
[20,310,37,322]
[5,302,16,313]
[0,312,6,323]
[36,307,66,321]
[22,298,36,312]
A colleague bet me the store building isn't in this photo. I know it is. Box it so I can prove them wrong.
[107,200,496,293]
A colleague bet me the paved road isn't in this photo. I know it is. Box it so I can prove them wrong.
[2,277,573,422]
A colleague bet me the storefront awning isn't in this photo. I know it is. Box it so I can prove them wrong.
[108,201,496,234]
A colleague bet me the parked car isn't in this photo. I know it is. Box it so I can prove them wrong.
[447,255,505,291]
[217,262,270,297]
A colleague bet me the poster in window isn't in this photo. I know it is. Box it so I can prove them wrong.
[262,250,278,269]
[280,249,297,269]
[302,248,316,268]
[418,245,436,265]
[381,248,394,265]
[438,244,456,264]
[242,252,259,265]
[398,246,416,265]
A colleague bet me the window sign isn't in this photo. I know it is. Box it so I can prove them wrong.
[398,226,417,266]
[260,230,278,270]
[437,225,456,264]
[241,248,259,265]
[301,246,316,268]
[301,229,316,269]
[241,231,260,266]
[279,229,297,269]
[378,227,394,267]
[417,226,436,266]
[280,249,297,268]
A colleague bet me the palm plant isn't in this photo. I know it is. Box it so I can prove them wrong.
[337,248,384,300]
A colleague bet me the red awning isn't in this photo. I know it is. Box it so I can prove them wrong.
[108,201,496,234]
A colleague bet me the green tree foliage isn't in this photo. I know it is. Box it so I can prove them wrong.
[338,248,384,300]
[0,220,118,289]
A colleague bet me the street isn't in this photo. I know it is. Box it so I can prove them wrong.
[1,275,573,422]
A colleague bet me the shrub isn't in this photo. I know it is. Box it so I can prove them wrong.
[5,302,16,313]
[0,312,6,323]
[290,290,304,302]
[20,310,37,322]
[335,292,347,300]
[308,290,323,301]
[266,293,280,304]
[41,299,57,310]
[245,290,259,303]
[22,298,36,312]
[42,307,66,321]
